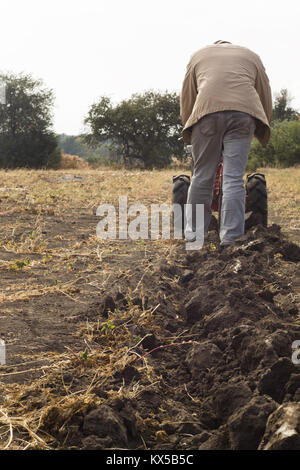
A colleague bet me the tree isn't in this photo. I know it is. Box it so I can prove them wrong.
[272,89,299,122]
[57,134,120,165]
[247,120,300,170]
[83,90,184,169]
[0,73,61,168]
[57,134,84,157]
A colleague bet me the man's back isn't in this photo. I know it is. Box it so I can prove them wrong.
[180,43,272,147]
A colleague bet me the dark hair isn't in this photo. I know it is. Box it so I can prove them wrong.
[214,40,231,44]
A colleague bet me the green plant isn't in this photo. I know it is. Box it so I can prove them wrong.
[100,320,116,335]
[134,335,142,344]
[10,258,31,269]
[78,351,91,360]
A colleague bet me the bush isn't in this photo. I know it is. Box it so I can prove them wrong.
[0,131,62,169]
[45,146,62,169]
[247,120,300,170]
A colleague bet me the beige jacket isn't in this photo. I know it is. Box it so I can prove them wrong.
[180,44,272,146]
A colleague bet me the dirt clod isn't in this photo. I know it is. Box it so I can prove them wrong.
[83,405,128,445]
[259,403,300,450]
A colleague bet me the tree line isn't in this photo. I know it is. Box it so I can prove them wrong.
[0,72,299,170]
[247,90,300,170]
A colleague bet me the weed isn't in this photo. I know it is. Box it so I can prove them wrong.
[134,335,142,344]
[78,351,91,360]
[209,243,217,251]
[100,320,116,335]
[10,258,31,270]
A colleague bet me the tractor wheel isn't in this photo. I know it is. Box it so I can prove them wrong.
[245,173,268,230]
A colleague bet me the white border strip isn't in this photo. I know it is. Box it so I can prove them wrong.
[0,339,6,365]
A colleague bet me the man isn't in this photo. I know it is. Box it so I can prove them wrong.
[180,40,272,246]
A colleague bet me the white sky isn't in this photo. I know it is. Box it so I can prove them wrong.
[1,0,299,135]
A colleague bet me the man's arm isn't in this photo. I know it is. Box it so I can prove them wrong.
[255,59,272,125]
[180,62,197,126]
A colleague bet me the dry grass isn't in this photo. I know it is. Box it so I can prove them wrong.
[60,154,89,170]
[260,167,300,241]
[0,304,160,449]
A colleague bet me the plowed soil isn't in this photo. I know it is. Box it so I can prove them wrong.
[0,169,300,450]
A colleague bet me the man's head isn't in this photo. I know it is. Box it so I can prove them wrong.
[214,40,232,44]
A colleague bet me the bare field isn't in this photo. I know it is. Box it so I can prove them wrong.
[0,167,299,450]
[261,167,300,243]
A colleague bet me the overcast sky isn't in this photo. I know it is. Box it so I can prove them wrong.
[1,0,299,135]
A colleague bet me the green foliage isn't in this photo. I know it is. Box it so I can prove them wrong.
[134,335,142,344]
[248,120,300,170]
[57,134,120,166]
[57,134,84,156]
[10,258,31,270]
[272,89,299,122]
[271,120,300,166]
[100,320,116,335]
[0,73,61,169]
[247,88,300,171]
[45,144,62,169]
[78,351,91,360]
[83,90,184,169]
